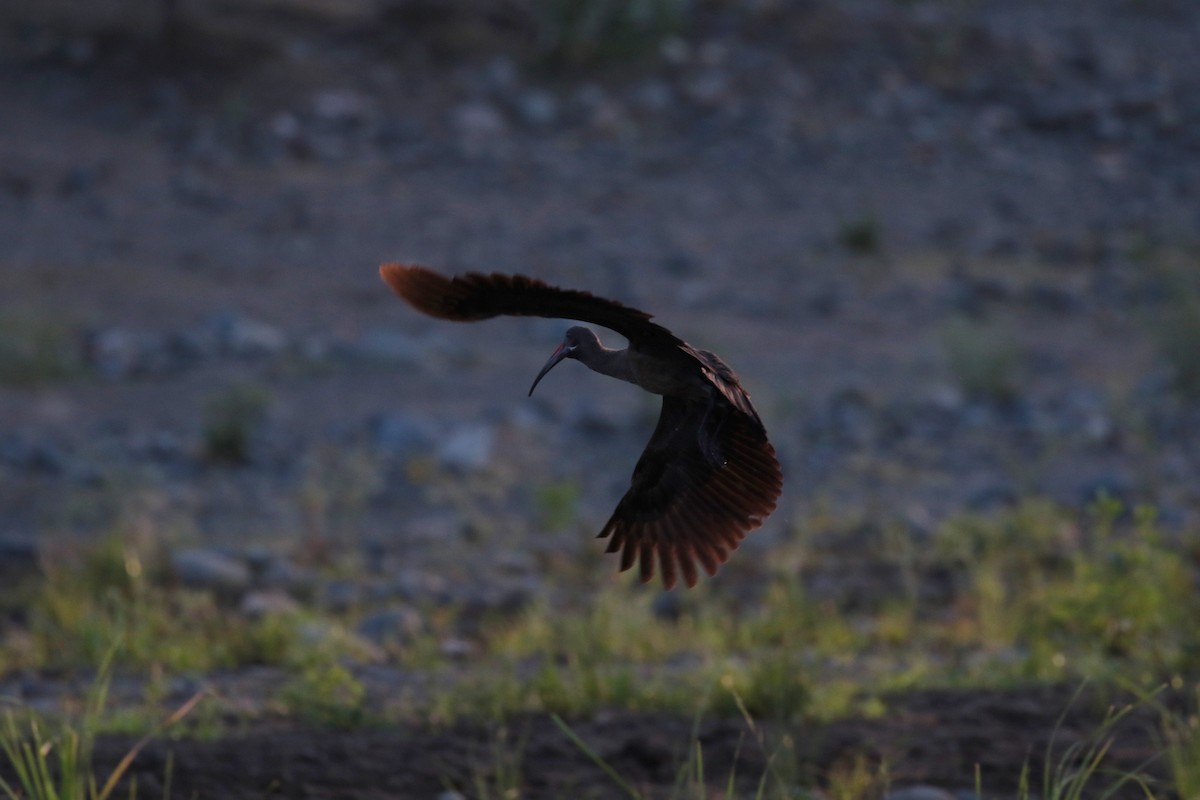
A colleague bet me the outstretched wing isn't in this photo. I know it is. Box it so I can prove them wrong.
[380,263,682,348]
[599,396,783,589]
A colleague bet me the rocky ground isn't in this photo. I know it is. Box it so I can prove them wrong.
[2,0,1200,796]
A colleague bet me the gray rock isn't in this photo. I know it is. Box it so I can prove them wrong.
[86,328,144,380]
[371,412,437,458]
[321,580,363,612]
[0,436,68,476]
[258,557,317,597]
[577,88,629,136]
[170,548,252,595]
[179,312,287,360]
[631,80,675,114]
[167,675,205,704]
[404,515,464,547]
[966,481,1019,511]
[515,88,558,127]
[828,387,876,447]
[128,430,184,462]
[885,787,957,800]
[481,55,518,94]
[239,589,301,619]
[212,313,287,357]
[1078,472,1133,507]
[1023,283,1081,315]
[439,637,475,660]
[451,102,508,147]
[0,535,38,573]
[344,329,428,366]
[1025,88,1102,131]
[436,423,495,471]
[312,89,372,126]
[270,111,302,142]
[357,606,424,645]
[57,163,109,196]
[651,591,684,622]
[170,168,230,212]
[683,69,733,109]
[391,569,452,603]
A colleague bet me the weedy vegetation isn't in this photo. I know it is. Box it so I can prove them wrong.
[1143,248,1200,398]
[838,215,882,256]
[0,645,202,800]
[2,496,1199,795]
[0,313,82,387]
[201,383,271,464]
[531,0,689,66]
[942,314,1022,403]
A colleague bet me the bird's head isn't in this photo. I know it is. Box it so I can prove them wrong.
[528,326,597,396]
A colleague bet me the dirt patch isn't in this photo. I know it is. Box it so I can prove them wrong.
[81,686,1167,799]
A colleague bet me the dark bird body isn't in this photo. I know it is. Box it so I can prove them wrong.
[380,264,782,589]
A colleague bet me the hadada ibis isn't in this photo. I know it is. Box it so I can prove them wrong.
[380,263,782,589]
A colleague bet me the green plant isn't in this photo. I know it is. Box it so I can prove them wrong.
[0,645,203,800]
[825,752,888,800]
[942,315,1020,403]
[716,654,812,723]
[467,724,529,800]
[838,216,881,255]
[296,445,383,543]
[552,714,643,799]
[1147,256,1200,398]
[1141,680,1200,800]
[552,703,809,800]
[201,383,271,464]
[531,0,689,66]
[0,314,81,386]
[23,530,342,675]
[278,661,366,728]
[1013,689,1154,800]
[535,480,581,531]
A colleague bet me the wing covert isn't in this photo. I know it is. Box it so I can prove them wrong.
[381,263,681,347]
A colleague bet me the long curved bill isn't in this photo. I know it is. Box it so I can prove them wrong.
[529,342,571,396]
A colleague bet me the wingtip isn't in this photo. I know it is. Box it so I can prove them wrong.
[379,262,417,294]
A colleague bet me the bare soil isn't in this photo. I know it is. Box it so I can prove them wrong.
[90,686,1167,799]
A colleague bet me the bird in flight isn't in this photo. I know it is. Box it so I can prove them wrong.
[380,263,782,589]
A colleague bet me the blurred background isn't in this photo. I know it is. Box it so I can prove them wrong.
[1,0,1200,793]
[4,0,1199,569]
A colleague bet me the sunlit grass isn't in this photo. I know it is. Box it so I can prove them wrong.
[0,644,203,800]
[1,495,1199,795]
[8,495,1200,723]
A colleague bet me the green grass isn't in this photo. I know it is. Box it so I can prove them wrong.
[0,645,203,800]
[531,0,689,66]
[201,383,271,464]
[942,314,1021,403]
[838,215,881,255]
[277,661,367,728]
[1144,249,1200,398]
[534,479,582,531]
[9,530,370,678]
[0,314,82,387]
[11,496,1200,716]
[3,497,1200,795]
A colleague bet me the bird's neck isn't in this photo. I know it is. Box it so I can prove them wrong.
[579,341,636,385]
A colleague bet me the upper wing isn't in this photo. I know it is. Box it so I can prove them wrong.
[598,396,783,589]
[380,263,682,348]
